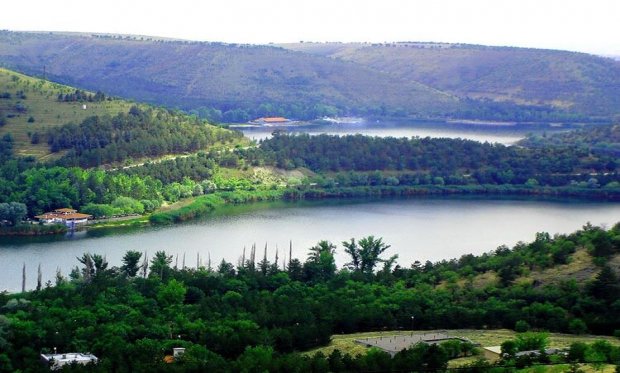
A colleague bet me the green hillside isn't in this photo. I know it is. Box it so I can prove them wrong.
[0,68,134,159]
[0,31,459,120]
[281,42,620,118]
[0,67,241,162]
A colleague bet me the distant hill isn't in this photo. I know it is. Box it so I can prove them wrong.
[0,31,459,120]
[2,32,619,122]
[280,42,620,118]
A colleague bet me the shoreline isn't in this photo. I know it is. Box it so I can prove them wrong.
[6,184,618,237]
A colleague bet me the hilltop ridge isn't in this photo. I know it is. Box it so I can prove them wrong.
[0,31,459,121]
[2,31,619,122]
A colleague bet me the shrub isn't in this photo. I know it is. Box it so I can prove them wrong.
[569,319,588,335]
[111,196,144,215]
[515,320,530,333]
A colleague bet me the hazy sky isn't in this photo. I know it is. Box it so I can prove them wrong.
[1,0,618,55]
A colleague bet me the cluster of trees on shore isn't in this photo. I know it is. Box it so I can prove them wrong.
[243,132,620,190]
[520,124,620,157]
[1,224,619,371]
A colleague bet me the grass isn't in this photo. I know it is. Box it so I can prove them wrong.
[0,68,134,159]
[304,329,620,357]
[87,215,150,229]
[518,248,600,286]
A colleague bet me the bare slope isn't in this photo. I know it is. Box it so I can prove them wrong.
[0,32,458,118]
[281,42,620,117]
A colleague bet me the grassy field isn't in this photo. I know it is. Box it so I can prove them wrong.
[305,329,620,357]
[0,67,134,159]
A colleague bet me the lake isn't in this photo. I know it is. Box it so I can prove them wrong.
[1,196,618,292]
[236,120,570,144]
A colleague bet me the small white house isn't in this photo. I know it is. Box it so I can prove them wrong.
[40,352,98,370]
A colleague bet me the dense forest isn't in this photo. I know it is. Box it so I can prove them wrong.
[520,124,620,157]
[0,224,619,371]
[244,132,620,190]
[47,106,242,167]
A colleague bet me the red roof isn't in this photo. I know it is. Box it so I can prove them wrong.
[55,208,77,213]
[262,117,289,123]
[35,211,92,220]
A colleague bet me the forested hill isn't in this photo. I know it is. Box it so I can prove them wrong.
[3,31,618,122]
[0,31,459,120]
[0,67,240,162]
[280,42,620,118]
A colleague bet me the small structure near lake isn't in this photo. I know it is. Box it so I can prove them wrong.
[40,352,98,370]
[35,208,92,227]
[355,333,475,357]
[249,117,293,125]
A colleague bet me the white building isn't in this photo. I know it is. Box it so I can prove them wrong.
[35,208,92,227]
[41,352,98,370]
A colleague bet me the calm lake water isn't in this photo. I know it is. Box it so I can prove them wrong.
[1,197,618,292]
[236,121,569,144]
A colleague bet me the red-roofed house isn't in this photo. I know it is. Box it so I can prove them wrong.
[250,117,292,125]
[35,208,92,227]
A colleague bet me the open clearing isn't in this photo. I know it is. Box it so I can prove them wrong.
[305,329,620,357]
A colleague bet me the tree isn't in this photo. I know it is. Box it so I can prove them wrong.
[156,279,186,308]
[121,250,142,277]
[501,340,518,356]
[515,332,549,351]
[304,240,336,282]
[343,236,391,274]
[515,320,530,333]
[588,265,620,303]
[77,253,94,282]
[150,251,173,281]
[569,319,588,335]
[0,202,27,226]
[342,238,361,271]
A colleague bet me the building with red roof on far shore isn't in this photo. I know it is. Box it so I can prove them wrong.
[249,117,293,125]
